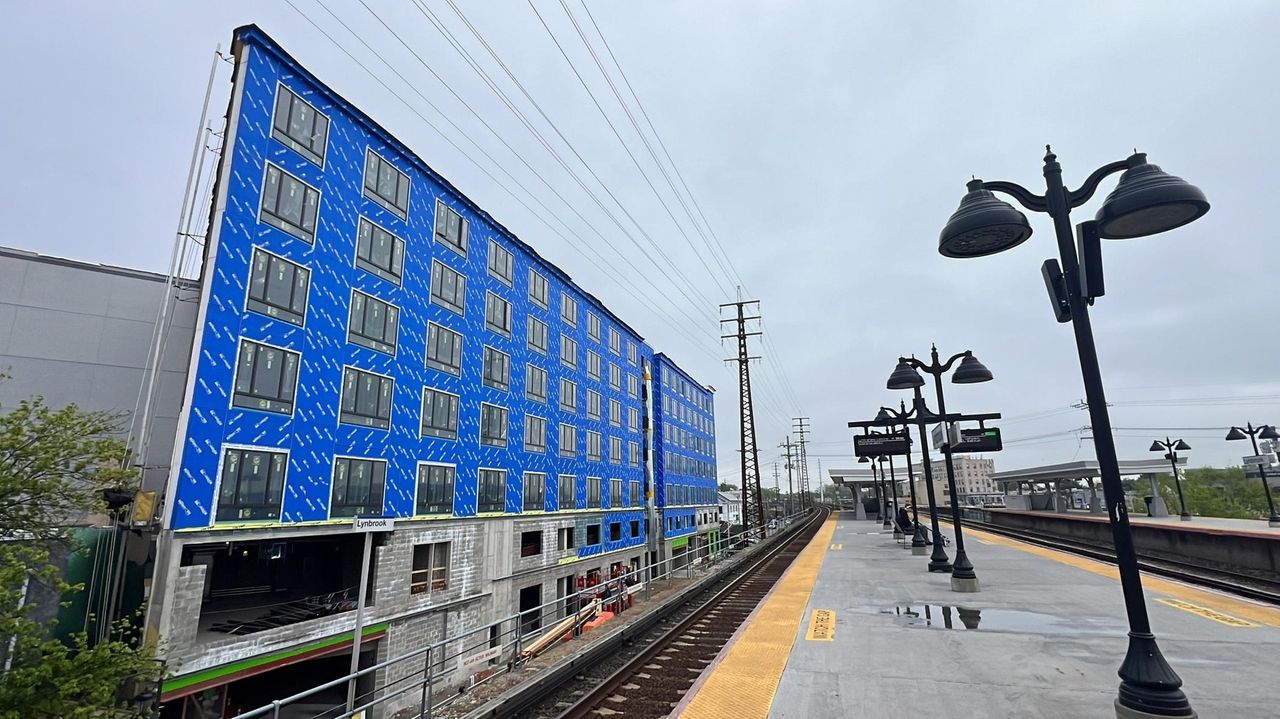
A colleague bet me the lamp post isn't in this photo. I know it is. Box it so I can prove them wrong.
[878,404,928,553]
[858,455,876,522]
[1225,423,1280,527]
[938,147,1208,718]
[885,452,901,534]
[879,375,952,573]
[891,347,994,593]
[877,455,893,528]
[1149,438,1192,521]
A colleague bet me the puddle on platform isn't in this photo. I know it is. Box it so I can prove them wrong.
[851,605,1125,636]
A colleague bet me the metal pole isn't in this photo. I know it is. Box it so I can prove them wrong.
[887,453,900,533]
[900,406,927,552]
[1166,440,1190,521]
[1246,428,1280,525]
[1039,148,1190,717]
[346,531,373,712]
[910,388,951,573]
[928,347,978,591]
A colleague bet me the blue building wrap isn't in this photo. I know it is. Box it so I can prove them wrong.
[652,353,718,540]
[166,26,657,552]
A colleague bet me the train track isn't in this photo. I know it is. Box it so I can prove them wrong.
[483,507,828,719]
[958,515,1280,605]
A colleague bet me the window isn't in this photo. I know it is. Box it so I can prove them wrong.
[347,291,399,355]
[560,336,578,370]
[271,84,329,165]
[416,464,454,515]
[561,294,577,326]
[488,240,514,285]
[478,469,505,513]
[609,364,621,390]
[355,218,405,284]
[557,525,575,549]
[627,342,637,365]
[339,368,393,429]
[609,437,622,465]
[260,164,319,243]
[425,322,463,376]
[559,378,577,413]
[558,474,577,510]
[480,404,508,447]
[529,269,549,308]
[609,400,622,427]
[609,522,622,543]
[363,149,410,220]
[629,480,641,507]
[247,248,309,326]
[587,351,601,381]
[421,388,459,440]
[216,448,287,521]
[434,199,467,255]
[608,328,620,355]
[430,260,466,315]
[520,530,543,557]
[485,292,512,337]
[524,415,547,454]
[587,391,601,421]
[628,408,639,432]
[526,365,548,404]
[587,313,602,342]
[587,432,602,462]
[558,423,577,459]
[410,542,450,594]
[483,347,510,391]
[610,479,623,508]
[527,317,549,355]
[586,523,601,545]
[627,374,638,398]
[628,441,640,468]
[630,518,640,535]
[523,473,546,512]
[232,339,300,415]
[330,457,386,518]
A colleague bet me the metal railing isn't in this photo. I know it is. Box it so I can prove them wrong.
[231,511,809,719]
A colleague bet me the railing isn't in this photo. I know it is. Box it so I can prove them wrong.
[232,511,810,719]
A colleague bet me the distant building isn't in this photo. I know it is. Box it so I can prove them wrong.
[910,455,996,506]
[718,490,742,526]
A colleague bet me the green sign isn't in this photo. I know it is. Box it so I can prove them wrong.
[671,536,689,549]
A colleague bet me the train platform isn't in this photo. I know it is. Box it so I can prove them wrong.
[675,511,1280,719]
[989,506,1280,538]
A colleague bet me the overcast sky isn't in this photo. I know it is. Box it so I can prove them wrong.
[3,1,1279,485]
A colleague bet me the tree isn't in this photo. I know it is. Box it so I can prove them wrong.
[717,482,738,492]
[1152,466,1271,520]
[0,390,161,718]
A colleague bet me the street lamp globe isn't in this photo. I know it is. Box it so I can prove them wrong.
[1173,440,1192,451]
[938,179,1034,258]
[1094,154,1210,239]
[1226,427,1248,441]
[1148,441,1165,453]
[951,354,994,384]
[886,360,925,390]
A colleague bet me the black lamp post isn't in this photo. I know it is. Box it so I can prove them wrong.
[1225,423,1280,527]
[879,403,928,553]
[893,347,994,593]
[1149,438,1192,521]
[939,147,1208,718]
[877,454,893,528]
[858,455,877,522]
[885,452,902,534]
[882,364,952,573]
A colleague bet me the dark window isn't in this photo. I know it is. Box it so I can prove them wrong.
[271,84,329,165]
[528,269,549,308]
[480,404,508,447]
[587,313,602,343]
[586,524,601,545]
[430,260,466,316]
[587,391,601,421]
[421,388,459,440]
[630,480,641,507]
[339,367,393,429]
[434,199,468,255]
[363,149,410,220]
[488,240,514,285]
[216,448,287,522]
[482,347,510,391]
[608,328,620,355]
[628,342,637,365]
[560,336,578,370]
[232,339,300,415]
[526,365,548,404]
[425,322,463,376]
[561,294,577,327]
[410,543,450,594]
[347,291,399,354]
[416,464,454,515]
[260,164,319,243]
[609,437,622,466]
[330,457,386,518]
[587,476,601,508]
[524,415,546,454]
[355,218,405,284]
[630,519,640,537]
[478,469,505,513]
[557,526,575,550]
[485,292,511,337]
[520,530,543,557]
[558,424,576,459]
[523,472,545,512]
[587,432,602,462]
[247,248,309,326]
[587,351,601,380]
[559,378,577,413]
[527,317,549,355]
[629,441,640,468]
[609,522,621,542]
[558,474,576,509]
[609,364,621,390]
[609,400,622,427]
[610,479,623,507]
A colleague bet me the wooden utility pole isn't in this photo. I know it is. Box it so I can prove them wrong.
[780,437,797,517]
[720,299,765,531]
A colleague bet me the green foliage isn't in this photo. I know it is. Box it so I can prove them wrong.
[717,482,738,491]
[0,392,160,717]
[1154,466,1274,520]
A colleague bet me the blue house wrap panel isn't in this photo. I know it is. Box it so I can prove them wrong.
[652,353,717,539]
[168,27,649,530]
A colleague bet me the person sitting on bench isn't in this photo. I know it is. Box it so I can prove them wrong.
[896,506,913,533]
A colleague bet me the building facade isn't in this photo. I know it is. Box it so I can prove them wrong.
[135,25,715,718]
[911,455,996,507]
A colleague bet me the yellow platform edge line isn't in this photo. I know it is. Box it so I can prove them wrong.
[966,527,1280,628]
[678,517,838,719]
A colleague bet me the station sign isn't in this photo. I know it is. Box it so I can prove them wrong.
[1242,455,1273,467]
[854,432,911,457]
[353,516,395,532]
[951,427,1003,453]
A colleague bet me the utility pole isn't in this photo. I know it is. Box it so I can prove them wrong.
[720,298,765,531]
[793,417,812,509]
[780,437,797,517]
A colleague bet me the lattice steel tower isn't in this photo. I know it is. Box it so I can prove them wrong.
[720,299,765,530]
[793,417,812,508]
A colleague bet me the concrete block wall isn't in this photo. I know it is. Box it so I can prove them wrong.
[164,564,206,657]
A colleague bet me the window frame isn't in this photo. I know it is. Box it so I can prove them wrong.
[410,542,450,594]
[482,346,511,391]
[354,217,406,286]
[259,162,320,243]
[214,445,289,523]
[270,82,330,167]
[329,455,388,519]
[587,351,602,381]
[433,198,468,256]
[415,462,456,516]
[528,268,549,309]
[484,291,512,337]
[558,423,577,459]
[347,289,400,356]
[429,259,467,316]
[587,431,602,462]
[559,378,577,413]
[608,328,620,356]
[522,472,546,513]
[526,364,548,404]
[561,293,577,327]
[480,403,509,448]
[558,474,577,510]
[524,413,547,454]
[338,365,395,430]
[425,321,463,376]
[487,239,514,286]
[420,387,460,440]
[587,476,602,509]
[363,148,411,220]
[560,336,578,370]
[527,316,549,356]
[231,338,301,416]
[587,312,602,343]
[477,468,506,513]
[245,246,310,327]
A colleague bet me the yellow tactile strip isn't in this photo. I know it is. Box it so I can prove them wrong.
[678,517,837,719]
[967,528,1280,628]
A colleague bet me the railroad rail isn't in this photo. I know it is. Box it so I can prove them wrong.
[958,514,1280,605]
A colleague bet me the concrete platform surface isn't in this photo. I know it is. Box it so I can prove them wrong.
[680,511,1280,719]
